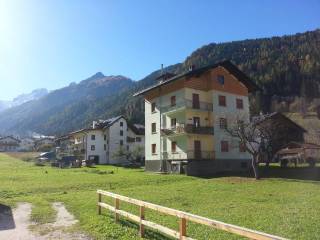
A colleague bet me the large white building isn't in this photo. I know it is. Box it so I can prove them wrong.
[134,60,258,176]
[69,116,145,165]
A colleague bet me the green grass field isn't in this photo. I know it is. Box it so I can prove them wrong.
[0,153,319,239]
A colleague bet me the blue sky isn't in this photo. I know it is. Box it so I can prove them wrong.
[0,0,319,100]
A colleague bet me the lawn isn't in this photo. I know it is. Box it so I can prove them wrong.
[0,153,319,240]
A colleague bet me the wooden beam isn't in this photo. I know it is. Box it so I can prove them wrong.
[139,206,145,238]
[97,190,288,240]
[179,218,186,240]
[114,198,120,222]
[97,193,102,215]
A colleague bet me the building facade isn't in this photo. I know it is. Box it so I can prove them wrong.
[19,137,35,151]
[0,136,21,152]
[134,61,258,175]
[67,116,145,165]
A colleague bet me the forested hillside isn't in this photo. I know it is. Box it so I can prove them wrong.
[0,29,319,136]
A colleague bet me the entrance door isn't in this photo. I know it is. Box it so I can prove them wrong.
[194,140,202,159]
[192,94,200,109]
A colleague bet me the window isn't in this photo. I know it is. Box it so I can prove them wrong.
[236,98,244,109]
[152,123,156,133]
[171,118,176,128]
[136,137,141,142]
[219,118,227,129]
[120,130,123,136]
[193,117,200,127]
[171,141,177,152]
[120,121,123,127]
[239,142,246,152]
[104,135,107,141]
[192,93,200,109]
[120,140,123,146]
[218,95,226,106]
[171,96,176,106]
[127,145,129,151]
[151,102,156,112]
[221,141,229,152]
[152,144,156,154]
[104,144,106,151]
[91,135,95,140]
[107,140,109,144]
[217,75,225,85]
[91,145,95,151]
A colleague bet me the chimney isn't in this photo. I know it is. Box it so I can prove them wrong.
[92,121,97,129]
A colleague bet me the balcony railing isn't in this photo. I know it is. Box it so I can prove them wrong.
[161,124,214,136]
[162,151,215,160]
[161,99,213,113]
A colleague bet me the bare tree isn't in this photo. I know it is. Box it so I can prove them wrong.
[224,118,261,179]
[223,113,277,179]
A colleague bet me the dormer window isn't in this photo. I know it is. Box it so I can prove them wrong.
[217,75,225,85]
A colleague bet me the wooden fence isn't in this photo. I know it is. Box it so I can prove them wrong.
[97,190,288,240]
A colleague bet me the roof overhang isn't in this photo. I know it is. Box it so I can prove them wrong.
[133,60,260,97]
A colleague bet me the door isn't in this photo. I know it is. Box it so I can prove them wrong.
[192,94,200,109]
[193,117,200,127]
[194,140,202,159]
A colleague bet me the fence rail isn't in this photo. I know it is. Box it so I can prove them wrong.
[97,190,288,240]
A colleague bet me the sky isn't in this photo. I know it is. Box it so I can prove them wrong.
[0,0,319,100]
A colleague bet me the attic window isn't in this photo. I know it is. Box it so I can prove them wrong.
[217,75,225,85]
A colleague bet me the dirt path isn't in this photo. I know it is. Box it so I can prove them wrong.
[0,202,90,240]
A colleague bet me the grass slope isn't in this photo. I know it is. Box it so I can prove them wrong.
[0,153,319,239]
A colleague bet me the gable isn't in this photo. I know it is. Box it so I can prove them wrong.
[209,67,248,96]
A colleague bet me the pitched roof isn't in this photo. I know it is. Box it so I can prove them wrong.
[252,112,307,132]
[0,136,21,143]
[133,60,260,97]
[97,115,124,129]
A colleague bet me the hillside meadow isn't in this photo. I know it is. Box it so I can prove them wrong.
[0,153,319,239]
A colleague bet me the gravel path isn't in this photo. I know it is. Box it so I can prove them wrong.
[0,202,90,240]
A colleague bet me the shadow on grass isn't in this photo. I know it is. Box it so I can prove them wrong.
[0,204,15,231]
[259,165,320,181]
[194,165,320,182]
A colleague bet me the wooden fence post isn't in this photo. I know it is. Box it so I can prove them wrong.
[98,193,101,215]
[115,198,120,222]
[139,206,145,238]
[179,217,186,240]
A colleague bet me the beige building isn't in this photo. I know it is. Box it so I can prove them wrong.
[134,60,258,175]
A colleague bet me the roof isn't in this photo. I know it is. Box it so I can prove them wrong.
[98,115,124,129]
[0,136,21,143]
[252,112,307,132]
[283,141,320,149]
[128,123,145,135]
[133,60,260,97]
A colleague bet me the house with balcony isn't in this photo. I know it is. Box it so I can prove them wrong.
[66,116,145,165]
[134,60,259,175]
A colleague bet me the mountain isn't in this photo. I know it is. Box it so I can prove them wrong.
[0,88,48,112]
[0,29,319,135]
[0,73,134,135]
